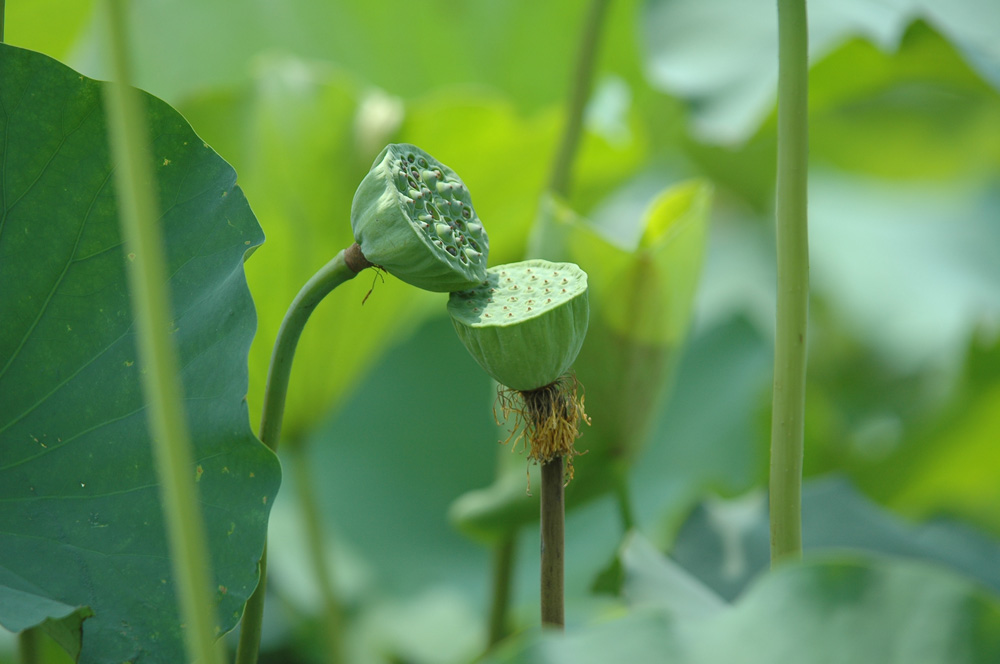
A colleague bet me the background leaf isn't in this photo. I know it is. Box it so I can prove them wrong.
[0,45,280,663]
[641,0,1000,145]
[669,477,1000,601]
[489,553,1000,663]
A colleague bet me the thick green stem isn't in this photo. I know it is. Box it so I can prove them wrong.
[539,457,565,629]
[103,2,224,663]
[258,245,369,454]
[769,0,809,565]
[547,0,611,198]
[1,0,6,42]
[487,533,517,647]
[17,627,41,664]
[235,245,368,664]
[290,445,344,664]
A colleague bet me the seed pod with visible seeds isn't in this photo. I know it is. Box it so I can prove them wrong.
[448,259,589,392]
[351,143,489,292]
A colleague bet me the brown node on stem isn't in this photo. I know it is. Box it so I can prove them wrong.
[494,374,591,487]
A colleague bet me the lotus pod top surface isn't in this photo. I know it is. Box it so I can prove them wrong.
[351,143,489,292]
[448,260,589,391]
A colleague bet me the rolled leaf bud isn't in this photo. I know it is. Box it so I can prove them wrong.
[448,260,589,392]
[351,143,489,292]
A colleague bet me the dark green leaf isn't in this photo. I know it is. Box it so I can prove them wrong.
[0,44,280,663]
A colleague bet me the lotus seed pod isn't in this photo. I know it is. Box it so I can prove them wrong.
[448,260,589,392]
[351,143,489,292]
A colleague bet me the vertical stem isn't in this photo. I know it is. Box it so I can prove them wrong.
[235,245,368,664]
[1,0,6,42]
[17,627,42,664]
[547,0,611,198]
[103,2,224,663]
[769,0,809,565]
[487,533,517,647]
[539,457,565,629]
[290,445,344,664]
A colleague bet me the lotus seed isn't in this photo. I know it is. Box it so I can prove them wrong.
[446,246,458,256]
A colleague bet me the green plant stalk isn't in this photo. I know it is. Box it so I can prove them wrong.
[17,627,41,664]
[540,457,565,629]
[769,0,809,565]
[487,533,517,647]
[103,1,224,663]
[548,0,611,198]
[235,246,368,664]
[484,0,611,640]
[290,444,344,664]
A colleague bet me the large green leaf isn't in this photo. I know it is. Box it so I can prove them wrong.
[488,546,1000,663]
[0,45,280,662]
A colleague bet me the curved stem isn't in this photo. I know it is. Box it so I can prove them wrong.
[769,0,809,565]
[104,3,224,663]
[290,444,344,664]
[539,457,565,629]
[235,245,368,664]
[258,244,370,454]
[487,532,517,648]
[547,0,612,198]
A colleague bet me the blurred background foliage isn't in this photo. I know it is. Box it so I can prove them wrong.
[4,0,1000,661]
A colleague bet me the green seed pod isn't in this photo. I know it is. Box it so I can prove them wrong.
[351,143,489,292]
[448,260,589,391]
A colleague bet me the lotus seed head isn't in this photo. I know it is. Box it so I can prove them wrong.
[351,143,490,292]
[448,259,589,391]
